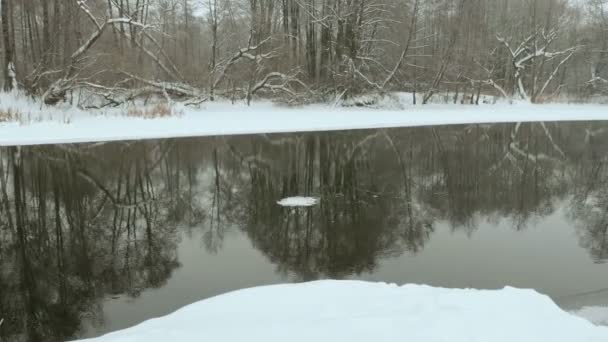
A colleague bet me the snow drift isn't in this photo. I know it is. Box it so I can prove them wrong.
[75,280,608,342]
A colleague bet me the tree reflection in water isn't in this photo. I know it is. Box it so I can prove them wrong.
[567,127,608,264]
[0,121,607,340]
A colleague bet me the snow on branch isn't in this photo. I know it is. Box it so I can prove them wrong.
[212,36,276,91]
[249,71,308,98]
[43,0,186,105]
[495,24,581,102]
[122,72,201,98]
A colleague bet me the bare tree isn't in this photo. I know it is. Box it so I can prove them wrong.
[1,0,15,91]
[496,24,579,102]
[0,0,602,104]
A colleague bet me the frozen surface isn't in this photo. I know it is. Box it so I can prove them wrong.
[1,93,608,146]
[75,280,608,342]
[277,196,319,207]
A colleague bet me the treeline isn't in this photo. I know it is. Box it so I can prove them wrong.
[0,0,607,106]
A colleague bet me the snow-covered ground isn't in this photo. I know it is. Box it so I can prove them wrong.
[75,280,608,342]
[1,92,608,146]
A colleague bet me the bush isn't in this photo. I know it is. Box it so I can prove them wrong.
[127,103,173,119]
[0,108,20,122]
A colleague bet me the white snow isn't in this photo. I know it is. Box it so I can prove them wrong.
[1,92,608,146]
[277,196,319,207]
[74,280,608,342]
[573,306,608,326]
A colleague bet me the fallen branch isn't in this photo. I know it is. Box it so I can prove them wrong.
[122,72,201,98]
[212,36,276,91]
[43,0,184,105]
[249,71,310,104]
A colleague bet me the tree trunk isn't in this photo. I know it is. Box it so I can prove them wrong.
[1,0,15,91]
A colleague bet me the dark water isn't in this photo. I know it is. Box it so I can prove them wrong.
[1,121,608,341]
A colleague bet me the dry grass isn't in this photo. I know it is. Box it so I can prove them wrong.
[533,96,550,104]
[127,103,174,119]
[0,108,59,125]
[0,108,20,122]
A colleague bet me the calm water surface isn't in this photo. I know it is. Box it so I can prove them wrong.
[1,121,608,341]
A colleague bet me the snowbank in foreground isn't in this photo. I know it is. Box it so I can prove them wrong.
[75,281,608,342]
[1,92,608,146]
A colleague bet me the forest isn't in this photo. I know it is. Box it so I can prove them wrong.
[0,0,607,107]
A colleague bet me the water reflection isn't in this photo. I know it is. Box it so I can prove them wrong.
[0,121,608,340]
[567,128,608,263]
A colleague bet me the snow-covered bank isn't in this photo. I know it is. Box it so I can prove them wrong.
[1,93,608,146]
[76,281,608,342]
